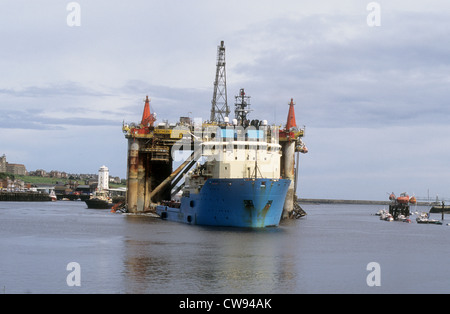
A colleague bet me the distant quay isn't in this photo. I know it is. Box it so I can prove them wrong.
[0,192,52,202]
[298,198,436,206]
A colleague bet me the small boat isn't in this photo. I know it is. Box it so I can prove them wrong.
[85,198,113,209]
[429,204,450,214]
[110,201,126,213]
[380,211,393,221]
[416,212,442,225]
[85,191,113,209]
[49,190,57,202]
[388,192,416,204]
[416,217,442,225]
[397,192,410,204]
[389,192,396,201]
[378,209,411,222]
[397,214,412,223]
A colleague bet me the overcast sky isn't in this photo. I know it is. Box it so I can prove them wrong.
[1,0,450,200]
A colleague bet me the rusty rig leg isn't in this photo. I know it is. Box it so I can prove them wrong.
[281,141,295,219]
[126,140,139,213]
[137,151,146,212]
[143,154,151,212]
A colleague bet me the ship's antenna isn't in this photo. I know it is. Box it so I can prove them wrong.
[234,88,251,126]
[210,41,229,123]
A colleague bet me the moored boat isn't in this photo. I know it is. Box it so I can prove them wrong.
[416,212,443,225]
[85,191,113,209]
[49,190,57,202]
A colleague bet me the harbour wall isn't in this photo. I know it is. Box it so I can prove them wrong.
[0,192,52,202]
[298,198,436,206]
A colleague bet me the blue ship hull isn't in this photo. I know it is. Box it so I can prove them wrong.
[156,178,291,228]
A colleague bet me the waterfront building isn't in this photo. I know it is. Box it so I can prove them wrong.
[0,155,6,173]
[0,154,27,175]
[98,165,109,191]
[6,163,27,176]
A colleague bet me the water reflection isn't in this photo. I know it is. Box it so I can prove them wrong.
[121,217,299,293]
[3,202,448,293]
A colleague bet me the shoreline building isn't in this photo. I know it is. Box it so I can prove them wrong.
[0,154,27,175]
[0,155,6,173]
[98,165,109,191]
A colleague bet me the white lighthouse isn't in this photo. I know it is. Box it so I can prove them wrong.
[98,165,109,191]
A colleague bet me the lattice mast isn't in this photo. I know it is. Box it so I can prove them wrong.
[210,41,229,123]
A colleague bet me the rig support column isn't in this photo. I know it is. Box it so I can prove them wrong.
[279,98,307,219]
[137,152,146,211]
[281,141,296,219]
[127,140,139,212]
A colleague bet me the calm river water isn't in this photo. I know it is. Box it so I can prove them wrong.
[0,200,449,294]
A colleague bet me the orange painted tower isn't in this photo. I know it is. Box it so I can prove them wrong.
[141,96,156,127]
[286,98,297,130]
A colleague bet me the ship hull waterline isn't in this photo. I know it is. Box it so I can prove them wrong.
[156,178,291,228]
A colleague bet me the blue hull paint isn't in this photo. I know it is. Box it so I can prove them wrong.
[156,178,291,228]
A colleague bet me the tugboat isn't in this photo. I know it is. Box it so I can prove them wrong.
[85,190,113,209]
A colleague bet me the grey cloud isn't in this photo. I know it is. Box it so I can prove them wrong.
[119,80,212,119]
[0,107,119,130]
[0,81,110,98]
[229,11,450,129]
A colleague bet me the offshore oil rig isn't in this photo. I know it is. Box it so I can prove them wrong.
[122,41,308,220]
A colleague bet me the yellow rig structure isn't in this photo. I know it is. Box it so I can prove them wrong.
[122,95,307,219]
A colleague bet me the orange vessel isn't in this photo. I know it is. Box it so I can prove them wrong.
[397,193,410,204]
